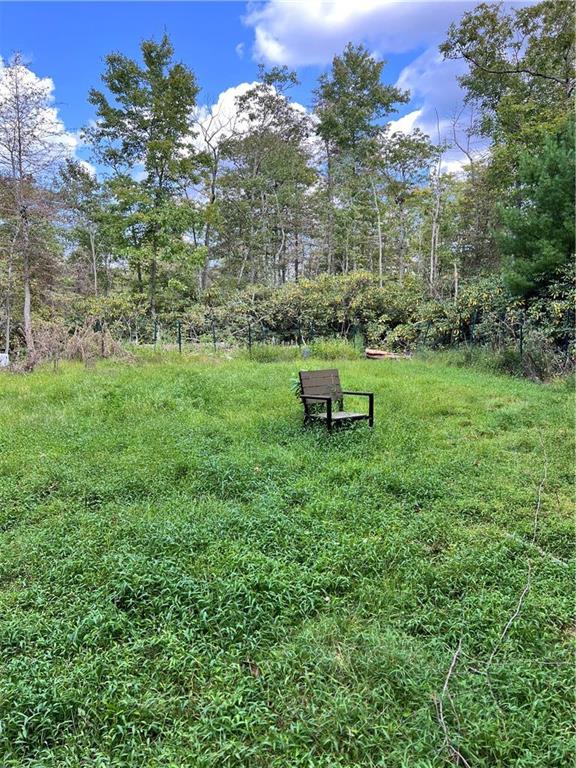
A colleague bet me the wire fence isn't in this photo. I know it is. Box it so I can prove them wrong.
[4,306,569,371]
[105,309,536,360]
[112,318,358,354]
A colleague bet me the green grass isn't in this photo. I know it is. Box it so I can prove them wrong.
[0,354,573,767]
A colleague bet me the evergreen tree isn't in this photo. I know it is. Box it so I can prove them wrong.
[500,119,575,298]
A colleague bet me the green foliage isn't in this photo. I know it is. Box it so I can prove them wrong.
[315,43,408,152]
[500,119,575,297]
[85,34,202,315]
[0,357,573,766]
[441,0,574,144]
[3,21,573,371]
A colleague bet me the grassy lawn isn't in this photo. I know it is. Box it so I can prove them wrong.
[0,354,573,767]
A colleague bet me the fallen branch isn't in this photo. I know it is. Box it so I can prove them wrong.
[486,563,532,673]
[434,638,471,768]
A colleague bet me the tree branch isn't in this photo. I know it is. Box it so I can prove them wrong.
[460,51,572,90]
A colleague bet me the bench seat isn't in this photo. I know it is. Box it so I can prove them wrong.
[309,411,367,421]
[299,369,374,430]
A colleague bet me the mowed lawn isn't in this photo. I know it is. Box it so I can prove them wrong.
[0,354,573,768]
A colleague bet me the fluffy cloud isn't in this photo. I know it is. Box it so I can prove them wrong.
[244,0,478,66]
[388,108,424,135]
[243,0,520,172]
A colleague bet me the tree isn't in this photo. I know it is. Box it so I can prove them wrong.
[440,0,575,293]
[314,43,408,273]
[499,119,575,298]
[60,160,111,296]
[441,0,575,162]
[86,34,201,317]
[215,68,316,287]
[0,54,65,353]
[377,130,438,284]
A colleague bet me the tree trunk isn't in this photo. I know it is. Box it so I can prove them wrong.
[4,224,18,356]
[200,165,217,292]
[398,203,406,283]
[89,229,98,295]
[370,176,384,287]
[294,231,299,282]
[325,142,334,274]
[429,206,440,293]
[4,255,12,356]
[149,257,157,320]
[453,261,459,298]
[23,248,34,353]
[201,222,211,292]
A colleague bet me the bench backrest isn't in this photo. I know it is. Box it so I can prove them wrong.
[299,369,342,402]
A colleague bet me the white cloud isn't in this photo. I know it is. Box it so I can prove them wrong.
[396,44,467,119]
[243,1,528,172]
[235,42,245,59]
[388,108,424,135]
[392,45,490,173]
[244,0,479,66]
[78,158,97,177]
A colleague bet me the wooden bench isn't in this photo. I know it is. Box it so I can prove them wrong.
[299,369,374,431]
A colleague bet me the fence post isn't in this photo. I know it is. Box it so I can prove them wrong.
[177,321,182,354]
[153,319,158,347]
[519,313,524,359]
[248,321,252,357]
[211,319,217,352]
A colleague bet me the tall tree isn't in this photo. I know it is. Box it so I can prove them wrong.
[314,43,408,273]
[0,54,65,353]
[215,68,316,286]
[441,0,575,167]
[60,160,109,296]
[376,129,437,284]
[86,34,201,317]
[441,0,575,292]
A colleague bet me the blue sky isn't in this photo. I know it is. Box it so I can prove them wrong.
[0,1,502,170]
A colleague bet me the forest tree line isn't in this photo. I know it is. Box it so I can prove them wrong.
[0,0,574,373]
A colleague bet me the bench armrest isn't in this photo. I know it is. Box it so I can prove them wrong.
[342,391,374,426]
[301,394,333,429]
